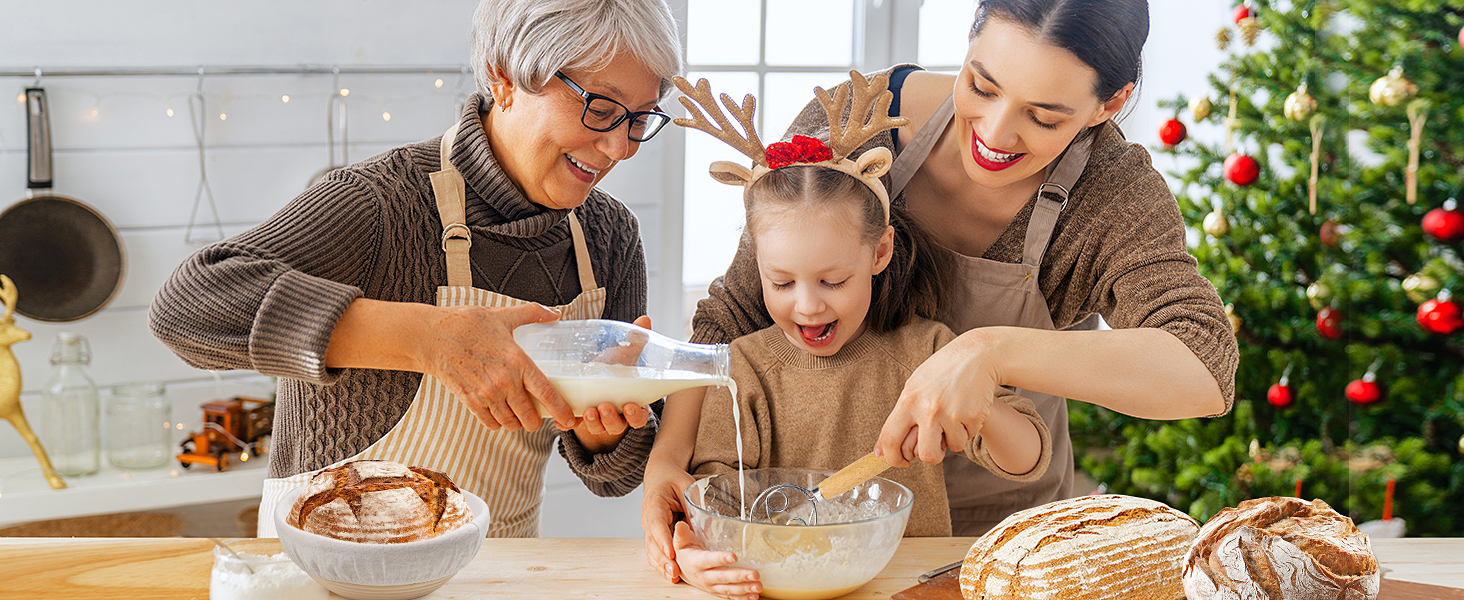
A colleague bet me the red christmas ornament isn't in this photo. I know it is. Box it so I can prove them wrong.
[1417,292,1463,335]
[1459,24,1464,49]
[1267,382,1293,408]
[1422,200,1464,243]
[1267,365,1294,408]
[1224,153,1260,186]
[1159,119,1187,147]
[765,135,832,170]
[1319,220,1341,248]
[1233,4,1252,24]
[1316,307,1343,339]
[1345,373,1383,405]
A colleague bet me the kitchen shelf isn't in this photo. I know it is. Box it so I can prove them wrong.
[0,454,266,527]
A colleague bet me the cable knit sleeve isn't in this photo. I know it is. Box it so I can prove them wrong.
[148,173,380,385]
[1083,166,1239,415]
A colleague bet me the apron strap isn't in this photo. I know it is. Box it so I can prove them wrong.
[431,123,473,288]
[1021,127,1095,267]
[888,94,955,199]
[566,211,598,292]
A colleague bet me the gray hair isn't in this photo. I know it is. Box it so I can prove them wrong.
[470,0,683,101]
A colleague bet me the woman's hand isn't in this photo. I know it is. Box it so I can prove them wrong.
[642,457,696,582]
[418,302,575,431]
[672,521,762,600]
[325,298,576,431]
[562,401,652,453]
[876,329,998,467]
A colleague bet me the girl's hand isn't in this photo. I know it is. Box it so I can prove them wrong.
[642,459,696,582]
[876,330,998,466]
[673,521,762,600]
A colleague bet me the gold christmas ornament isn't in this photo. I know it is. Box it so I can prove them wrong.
[1306,282,1333,310]
[1203,208,1230,237]
[1403,273,1442,304]
[1190,95,1213,120]
[1226,304,1242,334]
[1216,27,1232,51]
[1238,17,1262,46]
[1284,84,1317,121]
[1369,66,1418,107]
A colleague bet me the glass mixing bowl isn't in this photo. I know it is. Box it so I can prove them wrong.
[683,468,913,600]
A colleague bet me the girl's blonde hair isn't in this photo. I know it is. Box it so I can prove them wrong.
[745,165,951,333]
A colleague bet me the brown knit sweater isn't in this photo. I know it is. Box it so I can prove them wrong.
[691,320,1053,537]
[691,67,1239,412]
[149,93,655,495]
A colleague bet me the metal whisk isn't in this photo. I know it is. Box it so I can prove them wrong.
[748,452,891,526]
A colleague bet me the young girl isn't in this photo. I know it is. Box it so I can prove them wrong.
[656,72,1054,600]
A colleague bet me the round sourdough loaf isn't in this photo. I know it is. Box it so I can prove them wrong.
[1182,497,1379,600]
[286,460,472,544]
[960,494,1199,600]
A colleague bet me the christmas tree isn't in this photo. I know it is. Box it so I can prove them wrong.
[1071,0,1464,536]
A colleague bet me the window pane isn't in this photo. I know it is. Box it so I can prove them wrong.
[766,0,852,66]
[918,0,975,67]
[763,72,851,143]
[688,0,761,65]
[682,71,760,286]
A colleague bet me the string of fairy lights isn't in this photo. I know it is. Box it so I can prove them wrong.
[1,65,476,136]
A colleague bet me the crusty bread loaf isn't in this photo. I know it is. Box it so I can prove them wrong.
[286,460,471,544]
[1182,496,1379,600]
[960,494,1198,600]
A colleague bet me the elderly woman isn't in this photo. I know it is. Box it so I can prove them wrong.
[149,0,681,538]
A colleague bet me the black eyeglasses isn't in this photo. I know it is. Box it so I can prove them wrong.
[554,71,671,142]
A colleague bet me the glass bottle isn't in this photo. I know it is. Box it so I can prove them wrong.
[107,381,171,470]
[514,319,730,416]
[40,332,100,477]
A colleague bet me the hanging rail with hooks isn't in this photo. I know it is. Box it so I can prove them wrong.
[0,65,471,78]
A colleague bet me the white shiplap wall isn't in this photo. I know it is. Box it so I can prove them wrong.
[0,0,681,537]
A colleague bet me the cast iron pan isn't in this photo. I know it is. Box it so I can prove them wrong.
[0,88,124,322]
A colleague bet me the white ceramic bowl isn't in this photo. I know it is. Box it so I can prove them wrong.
[274,484,489,600]
[683,468,913,600]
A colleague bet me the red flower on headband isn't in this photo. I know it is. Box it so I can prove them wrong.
[765,135,832,170]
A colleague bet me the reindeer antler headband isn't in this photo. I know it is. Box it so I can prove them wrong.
[673,70,910,222]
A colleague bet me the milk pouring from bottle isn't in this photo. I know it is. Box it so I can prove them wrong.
[514,319,731,416]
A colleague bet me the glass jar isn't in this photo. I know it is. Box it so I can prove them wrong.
[106,381,171,470]
[39,332,99,477]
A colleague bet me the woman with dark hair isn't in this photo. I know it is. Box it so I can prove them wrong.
[643,0,1237,588]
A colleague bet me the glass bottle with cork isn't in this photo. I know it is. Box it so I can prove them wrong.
[40,332,100,477]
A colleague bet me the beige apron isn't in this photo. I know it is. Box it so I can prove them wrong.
[888,94,1097,536]
[257,122,606,538]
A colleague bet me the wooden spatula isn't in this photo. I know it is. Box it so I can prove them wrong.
[813,451,892,501]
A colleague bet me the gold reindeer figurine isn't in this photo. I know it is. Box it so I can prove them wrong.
[0,275,67,489]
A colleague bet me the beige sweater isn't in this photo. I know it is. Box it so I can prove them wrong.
[690,66,1238,413]
[690,320,1053,537]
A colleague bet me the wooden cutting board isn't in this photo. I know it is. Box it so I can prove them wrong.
[891,565,1464,600]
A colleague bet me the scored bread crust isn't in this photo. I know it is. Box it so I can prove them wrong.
[1181,497,1379,600]
[286,460,471,543]
[960,494,1199,600]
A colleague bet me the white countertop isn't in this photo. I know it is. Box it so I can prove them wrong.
[0,453,266,526]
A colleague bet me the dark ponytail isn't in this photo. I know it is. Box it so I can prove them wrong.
[971,0,1148,102]
[746,166,952,334]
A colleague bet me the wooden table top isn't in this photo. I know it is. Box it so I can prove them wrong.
[0,536,1457,599]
